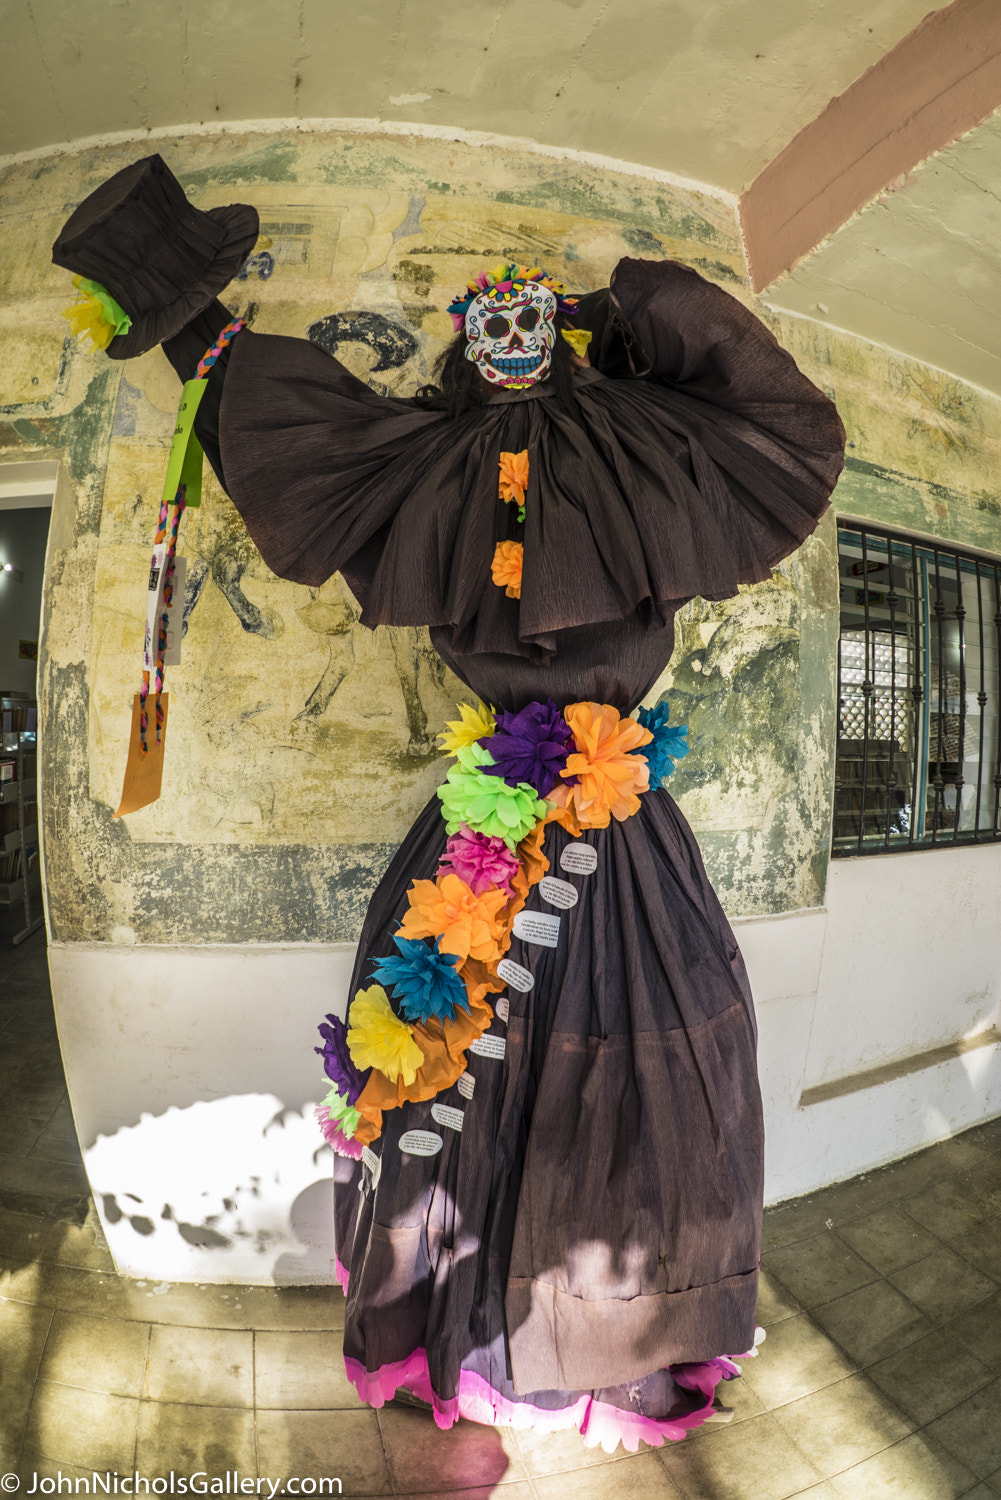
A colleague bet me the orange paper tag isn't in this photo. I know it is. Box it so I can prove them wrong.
[114,693,169,818]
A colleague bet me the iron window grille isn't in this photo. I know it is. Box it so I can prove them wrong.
[833,521,1001,855]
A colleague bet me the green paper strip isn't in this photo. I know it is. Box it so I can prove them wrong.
[161,379,207,508]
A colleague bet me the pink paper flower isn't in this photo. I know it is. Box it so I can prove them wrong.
[438,824,522,897]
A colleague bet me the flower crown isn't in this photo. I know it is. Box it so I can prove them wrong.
[447,262,579,330]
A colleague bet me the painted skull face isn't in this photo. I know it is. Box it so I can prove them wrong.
[464,283,557,388]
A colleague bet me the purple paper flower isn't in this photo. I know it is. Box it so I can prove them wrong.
[477,698,573,798]
[438,824,522,896]
[315,1013,367,1103]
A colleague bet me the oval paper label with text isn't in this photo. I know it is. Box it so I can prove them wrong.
[560,843,597,875]
[470,1034,507,1060]
[431,1102,464,1132]
[540,875,578,909]
[512,910,560,948]
[497,958,533,991]
[399,1130,443,1156]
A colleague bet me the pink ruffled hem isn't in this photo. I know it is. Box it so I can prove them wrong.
[334,1257,759,1452]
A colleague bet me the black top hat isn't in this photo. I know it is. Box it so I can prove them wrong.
[52,154,259,359]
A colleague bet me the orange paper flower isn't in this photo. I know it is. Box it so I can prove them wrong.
[491,540,523,599]
[399,872,508,965]
[560,702,653,828]
[498,450,530,507]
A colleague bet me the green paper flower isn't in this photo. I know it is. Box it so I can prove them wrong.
[321,1083,361,1139]
[437,740,546,848]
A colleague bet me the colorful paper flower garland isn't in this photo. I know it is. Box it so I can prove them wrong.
[315,694,689,1156]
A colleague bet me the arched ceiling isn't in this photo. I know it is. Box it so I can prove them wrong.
[4,0,1001,394]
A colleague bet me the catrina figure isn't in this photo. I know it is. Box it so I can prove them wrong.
[54,154,845,1450]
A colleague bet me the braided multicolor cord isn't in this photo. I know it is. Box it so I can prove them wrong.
[138,318,245,752]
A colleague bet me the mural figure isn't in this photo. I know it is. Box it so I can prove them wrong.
[53,156,846,1450]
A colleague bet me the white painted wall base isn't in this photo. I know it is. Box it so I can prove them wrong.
[48,842,1001,1283]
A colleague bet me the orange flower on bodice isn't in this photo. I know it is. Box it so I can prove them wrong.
[559,702,653,828]
[491,540,523,599]
[399,872,508,965]
[498,450,530,507]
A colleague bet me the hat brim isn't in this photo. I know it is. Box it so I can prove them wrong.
[105,202,260,360]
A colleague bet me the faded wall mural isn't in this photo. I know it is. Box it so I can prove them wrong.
[1,129,1000,941]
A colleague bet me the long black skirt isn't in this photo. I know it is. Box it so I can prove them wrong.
[331,785,763,1448]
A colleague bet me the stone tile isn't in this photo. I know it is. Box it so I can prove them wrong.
[513,1417,635,1477]
[867,1327,994,1426]
[38,1310,148,1397]
[737,1314,855,1410]
[406,1487,538,1500]
[0,1257,343,1330]
[15,1457,105,1488]
[762,1198,840,1254]
[30,1115,84,1165]
[661,1411,821,1499]
[903,1178,997,1241]
[377,1403,525,1492]
[951,1218,1001,1281]
[0,1154,89,1205]
[828,1431,978,1499]
[964,1115,1001,1154]
[888,1246,998,1323]
[836,1207,939,1274]
[811,1280,933,1367]
[926,1376,1001,1479]
[0,1207,115,1271]
[258,1409,391,1494]
[0,1298,53,1451]
[0,1115,48,1155]
[538,1452,682,1497]
[23,1379,139,1470]
[136,1400,255,1480]
[948,1289,1001,1371]
[684,1366,765,1436]
[756,1267,803,1325]
[144,1324,253,1406]
[769,1373,913,1478]
[254,1329,358,1409]
[0,1083,65,1118]
[763,1233,878,1309]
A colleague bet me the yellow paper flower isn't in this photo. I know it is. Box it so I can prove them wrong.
[62,276,132,351]
[561,702,653,828]
[346,984,424,1087]
[491,540,523,600]
[498,450,530,507]
[438,701,495,756]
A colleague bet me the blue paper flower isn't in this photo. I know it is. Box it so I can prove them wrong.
[371,934,471,1026]
[635,700,689,787]
[315,1013,367,1103]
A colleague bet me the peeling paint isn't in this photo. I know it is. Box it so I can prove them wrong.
[3,128,1001,942]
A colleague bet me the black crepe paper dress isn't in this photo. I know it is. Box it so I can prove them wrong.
[164,257,845,1446]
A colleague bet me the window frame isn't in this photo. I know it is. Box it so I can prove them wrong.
[832,518,1001,858]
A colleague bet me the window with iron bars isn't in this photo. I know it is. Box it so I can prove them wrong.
[833,521,1001,855]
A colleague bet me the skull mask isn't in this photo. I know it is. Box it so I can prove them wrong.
[463,282,557,389]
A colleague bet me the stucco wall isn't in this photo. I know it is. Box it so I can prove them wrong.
[3,126,1001,1280]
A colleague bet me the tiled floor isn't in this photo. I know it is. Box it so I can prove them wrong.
[3,920,1001,1498]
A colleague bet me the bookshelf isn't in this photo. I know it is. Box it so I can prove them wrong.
[1,694,42,945]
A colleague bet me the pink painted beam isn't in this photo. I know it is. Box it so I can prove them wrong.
[740,0,1001,292]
